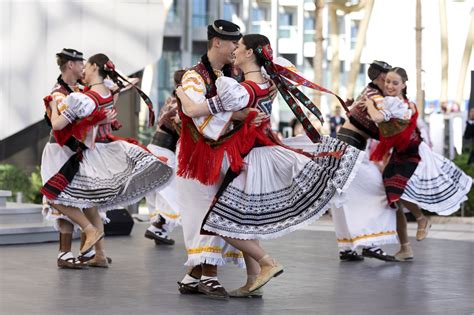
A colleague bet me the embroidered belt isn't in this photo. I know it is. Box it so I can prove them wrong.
[151,131,178,152]
[337,128,367,151]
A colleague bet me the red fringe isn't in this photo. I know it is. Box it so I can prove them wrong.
[370,112,418,161]
[178,111,271,185]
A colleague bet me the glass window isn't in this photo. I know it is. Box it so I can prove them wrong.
[224,1,240,21]
[304,13,316,42]
[167,0,179,24]
[279,9,296,38]
[193,0,210,27]
[350,20,359,50]
[156,51,181,108]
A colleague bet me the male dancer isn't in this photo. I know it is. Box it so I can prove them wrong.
[332,60,398,262]
[42,48,89,268]
[175,20,248,300]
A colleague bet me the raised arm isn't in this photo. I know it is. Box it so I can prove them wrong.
[49,98,71,130]
[361,98,385,123]
[175,86,210,117]
[48,93,97,130]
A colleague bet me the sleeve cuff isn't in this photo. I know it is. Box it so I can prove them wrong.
[207,95,224,115]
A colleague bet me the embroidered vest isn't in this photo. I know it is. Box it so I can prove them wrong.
[348,83,381,139]
[83,89,116,142]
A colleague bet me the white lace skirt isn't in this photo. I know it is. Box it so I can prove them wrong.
[41,141,173,211]
[202,136,364,240]
[401,142,472,215]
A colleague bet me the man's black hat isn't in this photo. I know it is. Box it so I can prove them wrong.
[207,19,242,41]
[368,60,391,80]
[56,48,84,61]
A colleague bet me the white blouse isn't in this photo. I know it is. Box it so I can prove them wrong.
[60,93,96,123]
[207,76,270,115]
[374,96,413,121]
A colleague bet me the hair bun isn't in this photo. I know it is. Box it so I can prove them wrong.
[104,60,115,72]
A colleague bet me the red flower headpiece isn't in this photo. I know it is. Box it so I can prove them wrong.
[261,44,274,62]
[104,60,115,72]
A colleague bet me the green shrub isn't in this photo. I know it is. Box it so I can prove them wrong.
[27,167,43,204]
[0,164,43,204]
[0,164,31,202]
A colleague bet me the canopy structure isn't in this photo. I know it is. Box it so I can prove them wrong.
[0,0,171,140]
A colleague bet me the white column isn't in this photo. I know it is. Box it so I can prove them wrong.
[297,0,304,66]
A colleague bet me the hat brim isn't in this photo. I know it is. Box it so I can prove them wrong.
[56,53,85,61]
[207,26,242,41]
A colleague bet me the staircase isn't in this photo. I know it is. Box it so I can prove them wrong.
[0,190,58,245]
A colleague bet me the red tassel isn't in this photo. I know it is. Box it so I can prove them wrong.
[177,111,264,185]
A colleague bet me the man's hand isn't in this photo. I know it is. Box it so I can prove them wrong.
[231,108,251,121]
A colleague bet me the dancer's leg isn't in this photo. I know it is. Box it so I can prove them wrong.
[83,207,106,260]
[52,204,92,230]
[222,237,283,292]
[396,205,409,245]
[58,220,73,253]
[56,219,87,269]
[222,238,268,263]
[201,264,217,277]
[395,205,413,261]
[400,199,431,241]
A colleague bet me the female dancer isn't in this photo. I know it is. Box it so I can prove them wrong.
[41,53,173,266]
[361,67,472,260]
[176,34,364,296]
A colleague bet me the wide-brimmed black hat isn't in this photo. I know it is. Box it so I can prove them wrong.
[207,19,242,41]
[56,48,84,61]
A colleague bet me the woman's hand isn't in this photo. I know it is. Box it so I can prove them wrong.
[49,100,69,131]
[358,97,371,110]
[175,86,185,100]
[49,99,58,111]
[100,109,118,124]
[361,97,385,123]
[252,111,270,126]
[231,108,251,121]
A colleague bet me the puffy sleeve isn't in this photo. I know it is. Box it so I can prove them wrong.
[103,79,115,90]
[378,96,412,121]
[61,93,97,123]
[207,77,250,114]
[182,70,233,141]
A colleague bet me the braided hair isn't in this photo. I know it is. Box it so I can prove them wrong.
[241,34,271,68]
[87,53,125,90]
[88,53,156,126]
[200,53,233,85]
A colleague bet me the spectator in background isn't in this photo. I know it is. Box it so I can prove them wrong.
[329,106,345,138]
[290,118,304,137]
